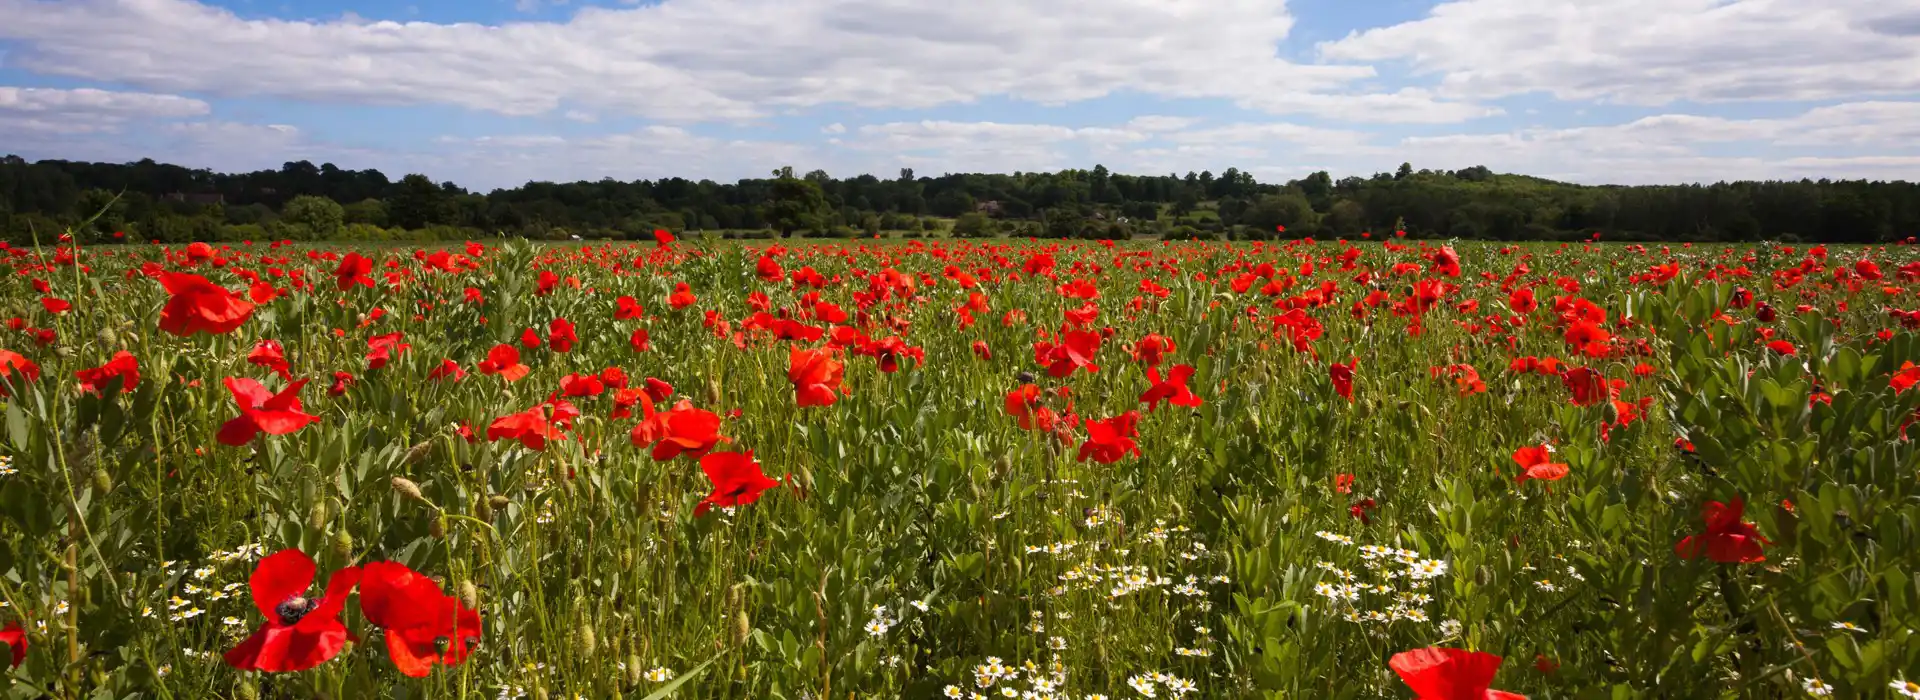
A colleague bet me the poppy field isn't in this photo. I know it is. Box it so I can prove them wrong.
[3,232,1920,699]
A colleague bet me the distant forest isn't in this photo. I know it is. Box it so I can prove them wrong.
[3,155,1917,244]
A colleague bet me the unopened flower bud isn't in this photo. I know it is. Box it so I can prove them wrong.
[404,441,433,465]
[429,515,447,540]
[391,477,425,502]
[472,495,494,521]
[459,580,480,610]
[92,469,112,495]
[705,377,722,405]
[331,531,354,560]
[732,610,750,645]
[574,622,597,656]
[489,494,511,511]
[307,500,330,531]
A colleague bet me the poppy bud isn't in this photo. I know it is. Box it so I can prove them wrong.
[92,468,112,495]
[489,493,511,510]
[733,610,751,646]
[706,377,722,405]
[391,476,425,502]
[472,495,494,521]
[627,654,644,686]
[307,499,329,530]
[429,515,447,540]
[404,441,434,465]
[620,548,634,571]
[235,680,260,700]
[575,621,597,656]
[459,580,480,610]
[95,327,119,348]
[331,530,353,560]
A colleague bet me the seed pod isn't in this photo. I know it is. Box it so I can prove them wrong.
[429,515,447,540]
[574,621,598,656]
[489,494,511,511]
[94,327,120,349]
[472,495,494,521]
[732,610,750,646]
[307,500,330,531]
[391,477,425,502]
[705,377,722,405]
[92,469,112,495]
[331,530,354,560]
[459,580,480,610]
[404,441,434,466]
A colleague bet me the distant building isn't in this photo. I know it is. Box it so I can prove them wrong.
[975,200,1003,216]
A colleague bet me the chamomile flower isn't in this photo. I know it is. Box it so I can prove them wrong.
[1890,679,1920,699]
[643,667,674,682]
[1830,621,1866,634]
[1803,678,1833,696]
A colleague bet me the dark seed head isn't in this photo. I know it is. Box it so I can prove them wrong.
[275,596,319,625]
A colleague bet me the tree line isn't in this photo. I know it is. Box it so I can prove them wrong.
[2,155,1917,244]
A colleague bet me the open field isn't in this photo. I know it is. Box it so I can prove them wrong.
[0,236,1918,698]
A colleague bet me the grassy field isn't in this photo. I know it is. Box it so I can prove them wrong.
[0,236,1917,699]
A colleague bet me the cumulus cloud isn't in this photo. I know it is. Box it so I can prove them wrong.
[0,86,211,134]
[0,0,1488,123]
[1319,0,1920,104]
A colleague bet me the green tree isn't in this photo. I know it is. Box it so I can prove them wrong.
[343,198,388,227]
[282,195,345,238]
[388,174,454,230]
[1242,193,1318,235]
[765,167,829,237]
[951,212,992,238]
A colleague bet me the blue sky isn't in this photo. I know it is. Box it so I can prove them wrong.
[1,0,1917,190]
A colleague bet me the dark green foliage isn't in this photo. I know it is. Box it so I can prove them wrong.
[4,154,1919,243]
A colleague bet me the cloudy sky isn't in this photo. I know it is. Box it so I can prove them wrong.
[1,0,1917,190]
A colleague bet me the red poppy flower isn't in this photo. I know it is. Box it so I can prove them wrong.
[157,272,256,336]
[629,328,652,352]
[476,344,530,381]
[789,347,845,407]
[1140,364,1202,412]
[0,620,21,668]
[1563,321,1611,357]
[427,359,465,381]
[559,372,606,397]
[652,228,675,247]
[248,339,292,379]
[1349,498,1376,524]
[615,296,645,320]
[217,378,320,446]
[39,297,71,314]
[520,327,542,349]
[971,340,992,360]
[1034,329,1102,378]
[600,365,629,389]
[0,350,37,398]
[1003,384,1060,431]
[668,282,697,310]
[1508,288,1537,314]
[1389,647,1525,700]
[366,333,411,370]
[327,371,354,397]
[1561,367,1621,406]
[1076,411,1141,464]
[358,561,482,677]
[222,549,361,673]
[1132,333,1176,367]
[1511,445,1568,485]
[548,318,578,352]
[695,450,780,516]
[75,351,140,396]
[630,398,724,460]
[333,253,374,290]
[643,377,673,403]
[1675,497,1768,563]
[1330,358,1357,401]
[1893,361,1920,394]
[1764,340,1797,355]
[1334,473,1355,494]
[487,401,574,451]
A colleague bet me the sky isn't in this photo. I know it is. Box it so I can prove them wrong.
[1,0,1917,191]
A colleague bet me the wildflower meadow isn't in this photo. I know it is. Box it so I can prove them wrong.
[1,231,1918,699]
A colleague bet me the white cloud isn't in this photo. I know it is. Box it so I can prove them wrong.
[0,86,210,134]
[0,0,1488,123]
[1319,0,1920,104]
[563,109,597,123]
[1395,101,1920,183]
